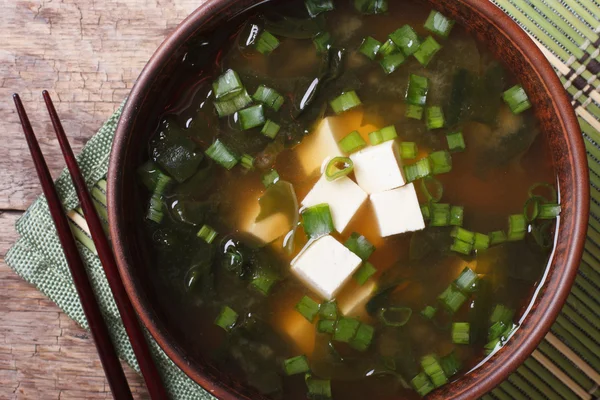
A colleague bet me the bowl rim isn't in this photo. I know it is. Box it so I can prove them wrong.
[108,0,590,399]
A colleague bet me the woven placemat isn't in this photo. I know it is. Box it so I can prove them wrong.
[5,1,600,399]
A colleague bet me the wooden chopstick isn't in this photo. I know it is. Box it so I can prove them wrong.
[41,91,169,400]
[13,93,135,400]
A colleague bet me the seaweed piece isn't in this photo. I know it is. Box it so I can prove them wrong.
[265,14,326,39]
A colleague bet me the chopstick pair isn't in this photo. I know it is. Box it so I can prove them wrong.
[13,92,168,400]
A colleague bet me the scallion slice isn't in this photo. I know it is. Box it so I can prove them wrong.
[421,305,437,319]
[262,169,280,188]
[252,85,284,111]
[440,352,461,377]
[450,205,464,226]
[261,119,281,139]
[420,176,443,203]
[425,106,446,130]
[489,230,507,245]
[411,372,435,397]
[508,214,527,241]
[350,323,374,351]
[330,91,362,115]
[421,354,448,387]
[528,182,558,203]
[523,196,542,222]
[255,31,280,55]
[319,300,338,320]
[373,125,398,146]
[538,203,561,219]
[305,374,332,400]
[451,238,473,255]
[454,266,478,293]
[302,203,335,238]
[473,232,490,251]
[380,52,406,74]
[389,25,421,55]
[452,322,470,344]
[400,142,418,159]
[296,296,321,323]
[421,204,431,221]
[378,307,412,327]
[406,74,429,106]
[325,156,354,181]
[283,355,310,376]
[406,104,424,120]
[313,31,332,53]
[146,173,171,224]
[237,104,265,130]
[240,154,254,170]
[424,10,455,38]
[353,262,377,285]
[414,36,442,66]
[354,0,388,14]
[404,158,432,182]
[358,36,382,60]
[305,0,334,17]
[430,203,450,227]
[429,150,452,175]
[378,38,399,57]
[344,232,375,260]
[446,131,465,152]
[214,89,253,117]
[250,269,278,295]
[215,306,238,332]
[205,139,239,170]
[451,227,475,244]
[197,224,218,244]
[438,285,468,313]
[333,317,360,343]
[213,69,243,100]
[502,84,531,114]
[317,319,335,334]
[338,130,367,153]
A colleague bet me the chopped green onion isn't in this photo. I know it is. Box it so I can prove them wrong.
[502,84,531,114]
[344,232,375,260]
[411,372,435,397]
[319,300,338,320]
[261,119,281,139]
[421,305,437,319]
[490,304,514,324]
[353,262,377,285]
[333,317,360,343]
[406,104,424,120]
[523,196,542,222]
[405,74,429,106]
[358,36,382,60]
[296,296,321,322]
[389,25,421,56]
[240,154,254,170]
[508,214,527,241]
[302,203,335,238]
[438,285,468,313]
[378,38,399,57]
[420,176,443,203]
[284,355,310,376]
[313,31,332,53]
[255,31,280,55]
[454,266,479,293]
[350,323,375,351]
[414,36,442,66]
[538,203,561,219]
[421,204,431,220]
[451,238,473,255]
[147,193,165,223]
[354,0,388,14]
[215,306,238,332]
[473,233,490,251]
[440,352,461,377]
[213,69,243,100]
[425,106,446,130]
[429,150,452,175]
[378,307,412,327]
[430,203,451,227]
[489,230,507,245]
[446,132,465,152]
[262,169,280,188]
[214,89,253,117]
[305,374,332,400]
[252,85,284,111]
[400,142,418,159]
[205,139,239,170]
[197,224,218,244]
[452,322,470,344]
[404,158,432,182]
[380,52,406,74]
[317,319,335,334]
[305,0,334,17]
[421,354,448,387]
[325,156,354,181]
[338,130,367,153]
[528,182,558,203]
[424,10,455,38]
[489,305,515,341]
[250,269,277,295]
[451,227,475,244]
[330,91,362,115]
[369,125,398,146]
[450,205,464,226]
[237,104,265,130]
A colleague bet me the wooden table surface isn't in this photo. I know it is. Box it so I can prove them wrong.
[0,1,204,398]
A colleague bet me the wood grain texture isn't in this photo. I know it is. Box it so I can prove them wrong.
[0,0,204,398]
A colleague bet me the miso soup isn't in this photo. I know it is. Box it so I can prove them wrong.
[136,0,560,398]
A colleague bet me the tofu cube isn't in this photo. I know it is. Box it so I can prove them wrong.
[370,183,425,237]
[239,201,292,245]
[302,175,368,233]
[350,140,406,194]
[291,235,363,300]
[296,118,344,175]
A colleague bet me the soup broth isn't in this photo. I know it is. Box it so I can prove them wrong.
[136,1,559,398]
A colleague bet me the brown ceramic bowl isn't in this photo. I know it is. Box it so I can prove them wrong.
[108,0,590,398]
